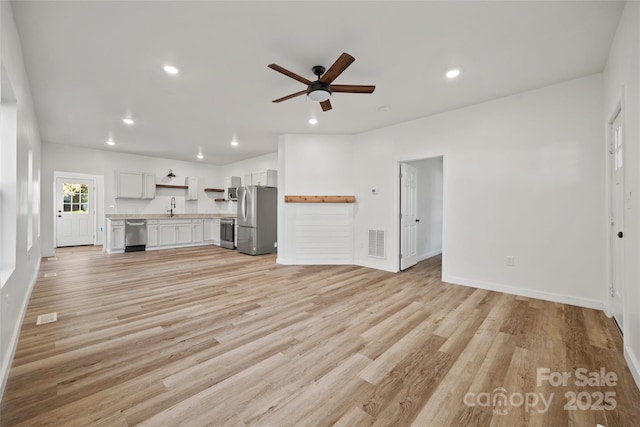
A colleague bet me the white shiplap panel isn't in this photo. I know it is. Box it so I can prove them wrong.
[293,204,353,264]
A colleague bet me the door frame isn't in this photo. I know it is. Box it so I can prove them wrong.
[605,94,626,334]
[396,154,447,275]
[53,171,103,250]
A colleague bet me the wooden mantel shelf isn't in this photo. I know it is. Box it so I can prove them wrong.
[284,195,356,203]
[156,184,188,189]
[204,188,225,193]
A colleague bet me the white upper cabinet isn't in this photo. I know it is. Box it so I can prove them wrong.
[266,169,277,187]
[186,176,198,200]
[142,173,156,199]
[115,171,144,198]
[245,169,277,187]
[116,170,156,199]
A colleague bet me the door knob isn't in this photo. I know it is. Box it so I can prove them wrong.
[618,231,623,238]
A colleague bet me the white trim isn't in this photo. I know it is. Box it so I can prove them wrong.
[604,89,626,333]
[396,154,447,275]
[354,259,398,273]
[0,257,40,400]
[418,250,442,262]
[624,345,640,392]
[443,274,605,311]
[53,171,104,249]
[276,258,354,266]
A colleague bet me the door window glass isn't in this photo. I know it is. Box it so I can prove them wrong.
[63,183,89,214]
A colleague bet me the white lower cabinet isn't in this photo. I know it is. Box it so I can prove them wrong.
[107,217,220,253]
[192,219,203,243]
[147,220,158,247]
[107,220,124,253]
[176,223,192,244]
[203,218,220,245]
[158,219,193,246]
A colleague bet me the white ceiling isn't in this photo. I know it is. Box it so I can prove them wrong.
[11,1,623,165]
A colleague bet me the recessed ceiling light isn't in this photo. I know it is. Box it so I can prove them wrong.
[163,65,179,75]
[446,69,461,79]
[122,118,134,125]
[231,140,239,147]
[106,139,115,146]
[308,118,318,125]
[197,153,204,160]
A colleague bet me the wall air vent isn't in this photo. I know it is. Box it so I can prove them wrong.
[368,229,385,258]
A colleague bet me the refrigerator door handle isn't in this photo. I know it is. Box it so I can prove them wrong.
[241,187,248,222]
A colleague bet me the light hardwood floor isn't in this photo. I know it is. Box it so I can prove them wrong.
[1,246,639,426]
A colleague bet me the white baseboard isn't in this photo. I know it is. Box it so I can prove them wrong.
[354,259,398,273]
[276,258,354,266]
[418,250,442,262]
[443,274,605,311]
[625,345,640,392]
[0,257,41,400]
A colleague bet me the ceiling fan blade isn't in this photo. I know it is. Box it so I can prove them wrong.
[268,64,312,85]
[272,90,307,103]
[320,52,355,84]
[331,85,376,94]
[320,99,332,112]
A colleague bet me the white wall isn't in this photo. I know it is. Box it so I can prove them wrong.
[277,134,355,265]
[0,1,42,398]
[603,1,640,388]
[40,143,229,256]
[353,74,606,309]
[408,157,443,260]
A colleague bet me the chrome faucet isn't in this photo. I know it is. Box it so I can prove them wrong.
[168,196,176,217]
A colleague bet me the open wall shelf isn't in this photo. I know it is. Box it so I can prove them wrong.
[204,188,225,193]
[156,184,188,189]
[284,195,356,203]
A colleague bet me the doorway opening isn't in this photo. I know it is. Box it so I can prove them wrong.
[608,103,625,334]
[399,156,444,272]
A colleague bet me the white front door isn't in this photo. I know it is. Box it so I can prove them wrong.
[56,177,94,247]
[400,163,419,270]
[609,110,624,332]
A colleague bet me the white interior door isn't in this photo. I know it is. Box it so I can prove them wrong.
[400,163,419,270]
[56,177,94,247]
[609,111,624,332]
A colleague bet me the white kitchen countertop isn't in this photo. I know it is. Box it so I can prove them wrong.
[105,213,236,220]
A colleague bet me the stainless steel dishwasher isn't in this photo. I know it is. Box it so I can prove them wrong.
[125,219,147,252]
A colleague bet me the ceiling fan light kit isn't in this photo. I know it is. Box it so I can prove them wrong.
[269,52,375,112]
[307,82,332,102]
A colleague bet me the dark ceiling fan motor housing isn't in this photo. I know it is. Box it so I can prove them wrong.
[307,81,332,97]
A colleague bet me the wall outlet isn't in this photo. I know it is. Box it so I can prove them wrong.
[506,256,515,266]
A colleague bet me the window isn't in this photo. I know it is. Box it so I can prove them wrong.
[614,126,623,170]
[27,149,33,250]
[1,62,17,287]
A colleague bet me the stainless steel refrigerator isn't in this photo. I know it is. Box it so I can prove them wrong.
[237,186,277,255]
